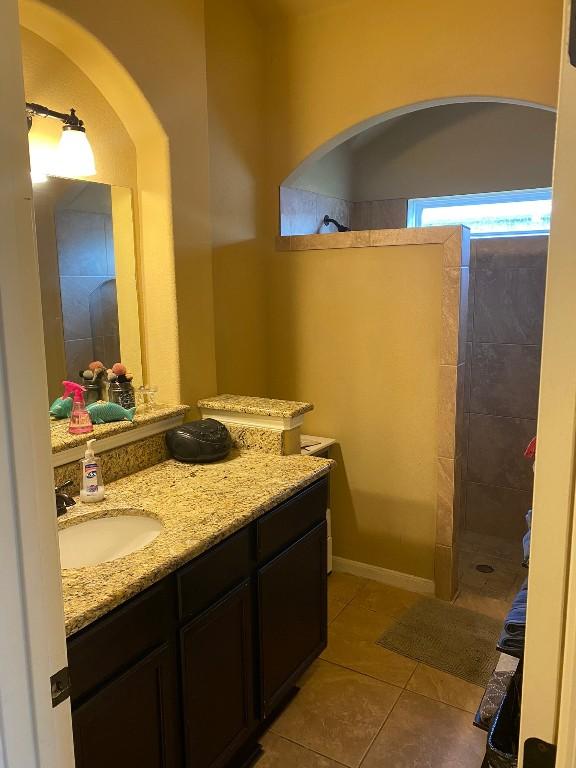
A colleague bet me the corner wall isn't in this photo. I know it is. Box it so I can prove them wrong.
[271,241,443,580]
[273,228,468,593]
[205,0,269,395]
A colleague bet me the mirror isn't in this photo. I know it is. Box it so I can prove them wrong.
[33,177,142,403]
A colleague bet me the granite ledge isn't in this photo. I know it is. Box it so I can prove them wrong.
[60,450,333,636]
[198,394,313,419]
[276,226,464,252]
[51,404,189,453]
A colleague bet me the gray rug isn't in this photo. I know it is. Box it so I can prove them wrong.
[376,598,501,686]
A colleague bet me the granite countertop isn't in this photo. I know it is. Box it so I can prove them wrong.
[51,404,189,453]
[198,393,313,419]
[60,450,333,636]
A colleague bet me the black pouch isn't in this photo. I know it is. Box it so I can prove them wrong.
[165,418,232,463]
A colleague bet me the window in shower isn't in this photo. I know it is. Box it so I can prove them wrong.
[407,187,552,238]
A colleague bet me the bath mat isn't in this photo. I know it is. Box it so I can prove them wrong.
[376,598,501,686]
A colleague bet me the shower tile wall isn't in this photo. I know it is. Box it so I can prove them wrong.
[56,209,121,380]
[463,236,547,540]
[280,186,352,235]
[279,187,408,235]
[350,198,407,230]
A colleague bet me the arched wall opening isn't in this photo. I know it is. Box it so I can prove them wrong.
[279,97,556,235]
[19,0,180,403]
[274,94,555,593]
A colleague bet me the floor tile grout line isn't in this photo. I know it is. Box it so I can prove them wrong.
[265,731,352,768]
[402,683,483,717]
[271,669,484,767]
[322,654,483,719]
[404,661,420,689]
[357,687,485,767]
[357,689,405,768]
[317,656,411,692]
[329,578,369,608]
[327,581,369,625]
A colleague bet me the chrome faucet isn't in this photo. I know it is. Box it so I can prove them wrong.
[55,480,76,517]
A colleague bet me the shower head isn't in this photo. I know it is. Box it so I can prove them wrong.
[323,215,350,232]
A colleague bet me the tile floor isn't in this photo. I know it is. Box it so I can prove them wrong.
[256,570,495,768]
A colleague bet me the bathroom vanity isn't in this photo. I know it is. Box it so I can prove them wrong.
[61,458,330,768]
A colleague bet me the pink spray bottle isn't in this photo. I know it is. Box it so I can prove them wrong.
[65,381,94,435]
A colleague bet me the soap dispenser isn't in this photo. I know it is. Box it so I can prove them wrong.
[80,439,105,503]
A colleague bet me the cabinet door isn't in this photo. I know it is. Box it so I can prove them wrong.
[72,644,180,768]
[258,521,327,716]
[180,580,255,768]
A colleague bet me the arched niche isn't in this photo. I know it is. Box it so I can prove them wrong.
[280,97,556,235]
[20,0,180,403]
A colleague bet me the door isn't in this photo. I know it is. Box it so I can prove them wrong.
[0,0,75,765]
[520,0,576,763]
[258,522,327,716]
[180,580,255,768]
[72,645,180,768]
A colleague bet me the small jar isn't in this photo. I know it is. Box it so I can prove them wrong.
[108,380,136,410]
[136,385,158,411]
[84,380,105,406]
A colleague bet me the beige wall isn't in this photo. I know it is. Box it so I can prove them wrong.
[351,102,556,200]
[269,244,444,579]
[111,186,143,386]
[288,141,352,200]
[205,0,268,395]
[266,0,561,196]
[288,102,556,202]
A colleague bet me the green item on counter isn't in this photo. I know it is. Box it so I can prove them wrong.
[49,396,73,419]
[87,401,136,424]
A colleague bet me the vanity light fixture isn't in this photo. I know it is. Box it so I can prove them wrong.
[26,102,97,181]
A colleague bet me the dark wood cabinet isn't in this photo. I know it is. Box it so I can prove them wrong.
[72,644,181,768]
[68,477,328,768]
[258,522,327,715]
[180,580,255,768]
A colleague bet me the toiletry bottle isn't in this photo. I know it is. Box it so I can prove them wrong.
[49,380,77,420]
[65,380,93,435]
[80,439,105,502]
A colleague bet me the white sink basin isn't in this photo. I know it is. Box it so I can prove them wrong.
[58,513,163,569]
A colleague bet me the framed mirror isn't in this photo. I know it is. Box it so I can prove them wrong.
[33,177,142,403]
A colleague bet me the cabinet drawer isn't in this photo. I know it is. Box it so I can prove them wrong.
[257,477,328,563]
[67,578,176,706]
[178,525,254,622]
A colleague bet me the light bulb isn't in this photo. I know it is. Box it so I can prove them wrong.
[28,139,51,184]
[30,167,49,184]
[52,126,96,178]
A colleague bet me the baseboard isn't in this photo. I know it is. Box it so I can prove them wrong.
[332,556,435,595]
